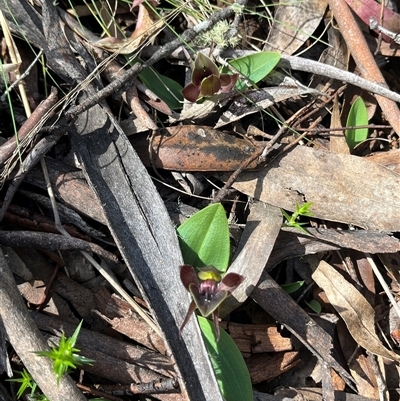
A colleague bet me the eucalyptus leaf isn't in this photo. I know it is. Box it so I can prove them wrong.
[345,97,369,152]
[177,204,230,272]
[198,316,253,401]
[229,51,281,90]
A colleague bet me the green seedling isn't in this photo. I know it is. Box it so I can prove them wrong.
[345,96,369,152]
[281,281,321,313]
[281,280,304,294]
[178,203,231,272]
[177,203,252,401]
[7,369,37,399]
[305,299,322,313]
[178,204,244,339]
[35,321,94,384]
[282,201,314,233]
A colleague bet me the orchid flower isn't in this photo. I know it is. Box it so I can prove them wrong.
[179,264,244,341]
[182,53,239,102]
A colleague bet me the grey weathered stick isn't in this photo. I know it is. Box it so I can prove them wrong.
[69,103,224,400]
[0,248,87,401]
[219,202,282,318]
[281,55,400,104]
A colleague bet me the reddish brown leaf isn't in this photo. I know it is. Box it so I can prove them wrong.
[131,125,263,171]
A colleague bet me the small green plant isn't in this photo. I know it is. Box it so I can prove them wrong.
[345,96,369,151]
[7,369,37,399]
[282,201,314,233]
[281,280,304,294]
[305,299,322,313]
[177,203,243,339]
[35,321,94,384]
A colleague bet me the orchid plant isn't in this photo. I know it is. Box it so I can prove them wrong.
[179,265,244,340]
[182,52,238,102]
[177,203,252,401]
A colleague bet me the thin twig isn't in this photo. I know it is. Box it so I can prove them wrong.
[0,129,64,222]
[295,124,392,133]
[283,54,400,104]
[211,146,264,204]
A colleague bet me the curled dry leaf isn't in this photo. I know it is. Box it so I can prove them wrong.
[312,260,400,362]
[215,86,319,129]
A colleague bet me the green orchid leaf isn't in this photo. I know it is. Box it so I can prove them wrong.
[281,280,304,294]
[198,316,253,401]
[229,51,281,91]
[177,203,230,272]
[139,68,183,110]
[305,299,322,313]
[345,96,369,152]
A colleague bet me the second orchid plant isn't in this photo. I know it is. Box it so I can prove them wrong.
[176,203,252,401]
[177,203,244,341]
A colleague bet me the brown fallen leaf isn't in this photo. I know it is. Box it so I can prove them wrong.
[329,95,350,154]
[251,272,355,387]
[366,149,400,174]
[224,145,400,231]
[131,125,263,171]
[349,352,379,399]
[219,322,293,356]
[312,260,400,362]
